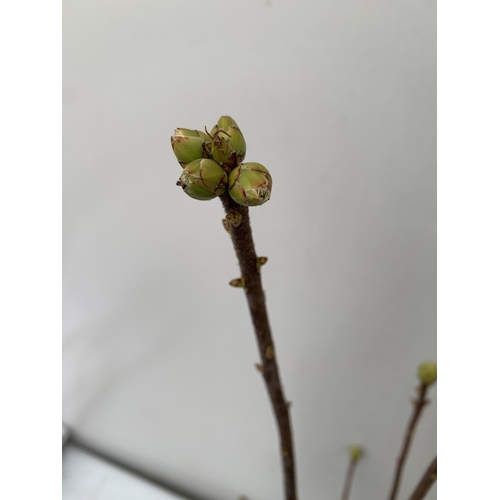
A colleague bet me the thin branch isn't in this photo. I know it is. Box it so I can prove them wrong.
[408,457,437,500]
[388,382,430,500]
[220,191,297,500]
[340,454,361,500]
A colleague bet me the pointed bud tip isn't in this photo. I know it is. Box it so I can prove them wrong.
[217,116,239,130]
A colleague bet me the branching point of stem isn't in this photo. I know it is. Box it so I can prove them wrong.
[408,456,437,500]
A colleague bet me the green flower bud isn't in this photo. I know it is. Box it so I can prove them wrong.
[177,159,228,201]
[171,128,212,167]
[349,445,363,461]
[228,163,272,207]
[418,361,437,386]
[210,116,246,165]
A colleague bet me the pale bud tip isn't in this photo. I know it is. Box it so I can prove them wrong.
[349,445,363,460]
[418,361,437,386]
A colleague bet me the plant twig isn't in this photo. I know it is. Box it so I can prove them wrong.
[340,446,363,500]
[220,191,297,500]
[408,457,437,500]
[388,382,429,500]
[340,459,358,500]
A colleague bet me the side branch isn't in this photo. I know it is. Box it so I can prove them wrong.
[220,192,297,500]
[388,383,429,500]
[408,457,437,500]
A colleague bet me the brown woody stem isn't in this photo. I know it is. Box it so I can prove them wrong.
[408,456,437,500]
[220,192,297,500]
[388,382,430,500]
[340,456,360,500]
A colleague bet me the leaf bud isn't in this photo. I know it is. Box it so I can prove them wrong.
[256,256,268,270]
[417,361,437,386]
[349,445,363,461]
[229,277,246,288]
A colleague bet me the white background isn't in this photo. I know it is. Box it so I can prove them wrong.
[62,1,436,499]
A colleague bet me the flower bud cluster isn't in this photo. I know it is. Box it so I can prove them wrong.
[172,116,272,206]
